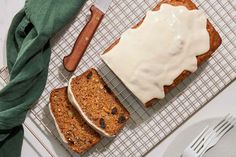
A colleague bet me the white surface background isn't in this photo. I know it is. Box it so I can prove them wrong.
[0,1,235,157]
[0,0,25,68]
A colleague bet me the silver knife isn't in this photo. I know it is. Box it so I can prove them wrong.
[63,0,113,72]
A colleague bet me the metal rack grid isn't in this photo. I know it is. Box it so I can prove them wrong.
[1,0,236,156]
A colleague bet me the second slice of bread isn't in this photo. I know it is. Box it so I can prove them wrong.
[50,87,101,154]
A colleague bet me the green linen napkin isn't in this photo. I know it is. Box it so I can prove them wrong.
[0,0,87,156]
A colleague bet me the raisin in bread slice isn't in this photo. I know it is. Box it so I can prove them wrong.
[49,87,101,154]
[68,68,130,137]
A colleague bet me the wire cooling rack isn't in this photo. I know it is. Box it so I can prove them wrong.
[1,0,236,156]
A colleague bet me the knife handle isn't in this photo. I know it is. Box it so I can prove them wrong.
[63,5,104,72]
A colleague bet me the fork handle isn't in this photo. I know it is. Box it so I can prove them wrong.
[63,5,104,72]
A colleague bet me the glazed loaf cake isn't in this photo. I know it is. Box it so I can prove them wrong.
[49,87,101,154]
[68,68,130,137]
[102,0,222,107]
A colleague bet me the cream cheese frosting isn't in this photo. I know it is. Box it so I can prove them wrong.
[101,4,210,104]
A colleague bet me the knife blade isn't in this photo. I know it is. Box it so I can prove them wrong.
[94,0,112,13]
[63,0,113,72]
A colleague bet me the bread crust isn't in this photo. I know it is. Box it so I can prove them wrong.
[103,0,222,107]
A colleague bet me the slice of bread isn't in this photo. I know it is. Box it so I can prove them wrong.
[49,87,101,154]
[68,68,130,137]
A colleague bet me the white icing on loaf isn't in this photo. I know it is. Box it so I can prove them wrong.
[101,4,210,103]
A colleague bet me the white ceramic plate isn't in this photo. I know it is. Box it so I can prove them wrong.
[164,117,236,157]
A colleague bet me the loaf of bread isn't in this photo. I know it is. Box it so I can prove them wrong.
[68,68,130,137]
[102,0,222,107]
[49,87,101,154]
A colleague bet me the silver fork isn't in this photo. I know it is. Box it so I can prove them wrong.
[182,114,236,157]
[198,114,236,157]
[181,126,215,157]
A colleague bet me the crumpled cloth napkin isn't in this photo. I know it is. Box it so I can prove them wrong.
[0,0,86,156]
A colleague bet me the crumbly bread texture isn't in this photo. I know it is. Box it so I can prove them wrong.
[50,87,101,154]
[68,68,130,137]
[103,0,222,107]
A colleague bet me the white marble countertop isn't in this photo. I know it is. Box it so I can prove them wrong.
[1,1,235,157]
[0,0,26,68]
